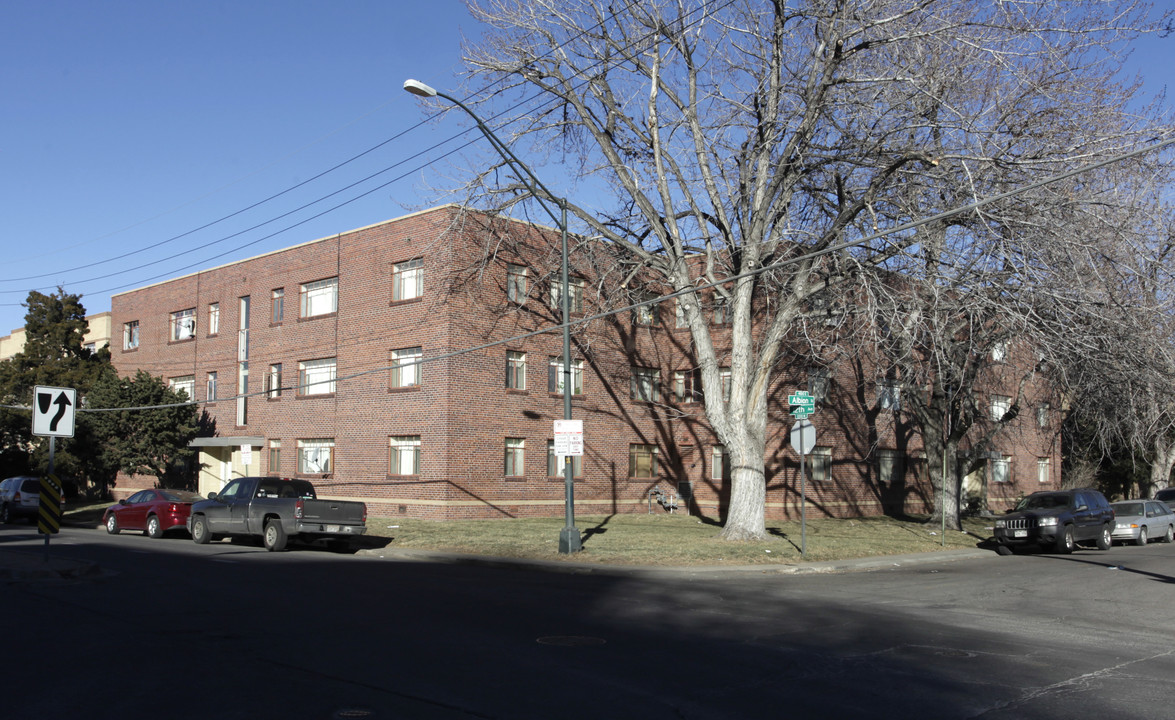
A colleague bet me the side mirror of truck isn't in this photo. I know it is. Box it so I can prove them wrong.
[206,491,218,500]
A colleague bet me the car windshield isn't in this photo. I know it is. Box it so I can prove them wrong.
[1017,494,1070,511]
[1112,502,1144,517]
[160,490,204,503]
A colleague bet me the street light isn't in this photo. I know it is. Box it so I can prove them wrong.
[403,78,582,553]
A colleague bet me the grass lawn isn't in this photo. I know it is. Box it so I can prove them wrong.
[64,501,995,566]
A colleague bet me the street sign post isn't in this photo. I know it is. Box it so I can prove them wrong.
[790,418,817,560]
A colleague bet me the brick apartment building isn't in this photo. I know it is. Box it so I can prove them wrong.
[109,205,1060,520]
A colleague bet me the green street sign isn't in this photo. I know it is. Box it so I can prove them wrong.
[789,390,816,417]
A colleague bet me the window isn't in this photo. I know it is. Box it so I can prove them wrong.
[551,277,585,313]
[877,381,901,411]
[237,297,250,426]
[991,455,1012,484]
[268,440,281,473]
[991,341,1008,362]
[878,450,904,485]
[393,258,424,301]
[991,395,1011,422]
[547,440,582,478]
[548,356,583,396]
[810,447,832,482]
[1037,457,1050,484]
[297,438,334,474]
[712,295,731,325]
[208,303,220,336]
[300,277,338,318]
[674,369,702,403]
[123,321,140,350]
[506,351,527,390]
[389,436,421,476]
[266,363,283,398]
[390,347,422,388]
[504,438,525,478]
[675,299,689,328]
[272,288,285,323]
[506,264,528,303]
[1036,403,1050,429]
[298,358,337,396]
[719,367,732,403]
[170,308,196,341]
[629,444,658,479]
[808,367,830,402]
[206,372,218,402]
[631,367,660,403]
[711,445,730,481]
[169,376,195,400]
[633,292,659,326]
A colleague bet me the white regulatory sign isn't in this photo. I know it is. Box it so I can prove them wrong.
[553,419,584,456]
[32,386,77,438]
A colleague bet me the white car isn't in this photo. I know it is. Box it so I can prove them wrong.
[0,476,45,524]
[1110,500,1175,545]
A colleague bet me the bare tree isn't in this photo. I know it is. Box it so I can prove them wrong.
[430,0,1166,539]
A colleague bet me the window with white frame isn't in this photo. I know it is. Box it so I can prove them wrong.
[208,303,219,336]
[711,445,731,481]
[266,363,283,398]
[390,347,422,388]
[1036,403,1050,428]
[674,369,702,403]
[808,367,830,402]
[206,372,217,402]
[272,288,285,323]
[991,455,1011,483]
[810,447,832,482]
[633,292,659,326]
[389,436,421,476]
[300,277,338,318]
[548,356,583,395]
[878,450,904,485]
[169,375,195,400]
[719,368,732,403]
[393,258,423,301]
[712,294,731,325]
[547,440,582,478]
[506,351,527,390]
[123,320,140,350]
[991,341,1008,362]
[504,438,525,477]
[268,440,281,473]
[298,358,336,396]
[629,444,658,479]
[170,308,196,341]
[506,264,528,303]
[1037,457,1050,484]
[297,438,334,474]
[877,381,901,411]
[991,395,1011,422]
[631,367,660,403]
[550,277,585,313]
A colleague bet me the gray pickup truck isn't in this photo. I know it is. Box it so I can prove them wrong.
[187,476,367,551]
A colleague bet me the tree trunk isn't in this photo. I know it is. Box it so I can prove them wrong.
[925,439,963,532]
[1148,436,1175,497]
[720,460,767,541]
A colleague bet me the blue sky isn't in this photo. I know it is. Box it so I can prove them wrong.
[0,1,1171,337]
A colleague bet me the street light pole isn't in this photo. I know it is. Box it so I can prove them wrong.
[403,79,582,553]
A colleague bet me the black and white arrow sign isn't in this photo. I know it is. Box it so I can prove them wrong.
[32,386,76,438]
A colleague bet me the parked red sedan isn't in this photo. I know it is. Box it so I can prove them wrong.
[103,489,205,538]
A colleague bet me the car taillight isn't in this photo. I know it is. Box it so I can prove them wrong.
[12,491,19,502]
[361,503,367,522]
[168,503,180,513]
[294,499,304,519]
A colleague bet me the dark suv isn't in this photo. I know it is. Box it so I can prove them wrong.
[1154,488,1175,505]
[993,488,1114,555]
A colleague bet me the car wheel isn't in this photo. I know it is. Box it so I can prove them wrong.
[1097,524,1113,550]
[1135,526,1148,546]
[191,515,211,545]
[0,503,9,524]
[263,519,287,552]
[105,514,120,535]
[146,515,163,539]
[1056,525,1075,554]
[996,544,1014,556]
[1164,525,1174,544]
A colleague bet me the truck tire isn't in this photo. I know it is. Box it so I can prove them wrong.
[1055,525,1075,554]
[191,515,212,544]
[263,519,288,552]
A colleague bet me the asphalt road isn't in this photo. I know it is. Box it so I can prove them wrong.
[2,523,1173,720]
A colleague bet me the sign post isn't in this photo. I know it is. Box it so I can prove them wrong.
[32,386,75,562]
[790,418,816,559]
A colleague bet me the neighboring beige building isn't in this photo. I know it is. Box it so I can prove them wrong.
[0,311,112,361]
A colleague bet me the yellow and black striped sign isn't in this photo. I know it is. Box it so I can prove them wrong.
[38,474,62,535]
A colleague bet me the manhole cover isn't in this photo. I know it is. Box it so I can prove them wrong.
[536,635,606,646]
